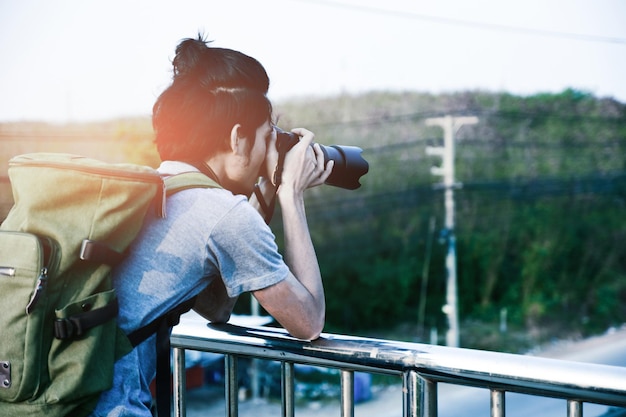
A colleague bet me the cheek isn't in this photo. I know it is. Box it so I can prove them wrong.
[256,140,267,164]
[250,141,266,172]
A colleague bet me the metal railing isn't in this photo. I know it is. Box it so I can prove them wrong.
[170,312,626,417]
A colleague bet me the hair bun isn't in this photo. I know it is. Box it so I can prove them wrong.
[172,35,211,78]
[169,33,270,93]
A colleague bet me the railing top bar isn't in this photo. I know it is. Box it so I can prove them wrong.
[171,312,626,406]
[171,319,403,375]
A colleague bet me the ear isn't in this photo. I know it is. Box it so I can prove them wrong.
[229,124,246,155]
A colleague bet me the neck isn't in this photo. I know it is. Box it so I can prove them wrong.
[190,157,251,197]
[182,158,222,184]
[197,161,222,185]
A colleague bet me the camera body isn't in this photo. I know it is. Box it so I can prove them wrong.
[274,128,369,190]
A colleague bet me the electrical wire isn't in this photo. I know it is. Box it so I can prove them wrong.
[292,0,626,45]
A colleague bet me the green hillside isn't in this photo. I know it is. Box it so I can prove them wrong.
[2,89,625,351]
[268,89,626,349]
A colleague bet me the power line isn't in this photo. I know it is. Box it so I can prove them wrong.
[298,106,625,131]
[293,0,626,46]
[302,172,626,220]
[303,174,626,257]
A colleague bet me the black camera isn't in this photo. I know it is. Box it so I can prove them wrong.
[274,127,369,190]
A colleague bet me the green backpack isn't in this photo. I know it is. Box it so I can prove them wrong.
[0,153,219,417]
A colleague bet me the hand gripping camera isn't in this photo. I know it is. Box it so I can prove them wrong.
[274,127,369,190]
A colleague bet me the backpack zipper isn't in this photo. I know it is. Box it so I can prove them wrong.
[25,267,48,314]
[24,236,58,315]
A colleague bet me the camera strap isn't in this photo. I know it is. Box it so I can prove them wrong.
[272,134,292,188]
[255,135,292,224]
[254,183,277,224]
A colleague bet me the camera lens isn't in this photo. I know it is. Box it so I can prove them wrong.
[318,145,368,190]
[275,128,368,190]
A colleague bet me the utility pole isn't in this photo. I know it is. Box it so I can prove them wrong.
[425,115,478,347]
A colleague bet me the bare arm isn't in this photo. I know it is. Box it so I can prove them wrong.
[253,129,333,340]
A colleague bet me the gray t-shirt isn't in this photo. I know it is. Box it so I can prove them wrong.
[91,161,289,416]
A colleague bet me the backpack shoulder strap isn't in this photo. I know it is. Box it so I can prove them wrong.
[126,171,220,347]
[126,296,197,417]
[164,171,221,196]
[55,173,221,341]
[129,171,221,417]
[127,171,220,346]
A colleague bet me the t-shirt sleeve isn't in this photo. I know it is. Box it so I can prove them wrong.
[206,199,289,297]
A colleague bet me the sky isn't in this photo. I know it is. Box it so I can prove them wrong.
[1,0,625,123]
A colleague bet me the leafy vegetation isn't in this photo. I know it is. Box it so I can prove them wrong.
[268,89,626,348]
[2,89,624,350]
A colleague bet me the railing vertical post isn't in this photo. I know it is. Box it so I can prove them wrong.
[225,354,238,417]
[281,361,295,417]
[403,370,437,417]
[490,389,505,417]
[173,347,186,417]
[421,376,437,417]
[250,358,261,400]
[403,370,417,417]
[567,400,583,417]
[340,370,355,417]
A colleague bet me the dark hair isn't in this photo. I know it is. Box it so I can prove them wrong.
[153,35,273,161]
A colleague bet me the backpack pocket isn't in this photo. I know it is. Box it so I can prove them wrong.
[45,288,127,403]
[0,231,51,402]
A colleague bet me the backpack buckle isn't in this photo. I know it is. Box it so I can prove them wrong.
[54,317,84,339]
[80,239,126,266]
